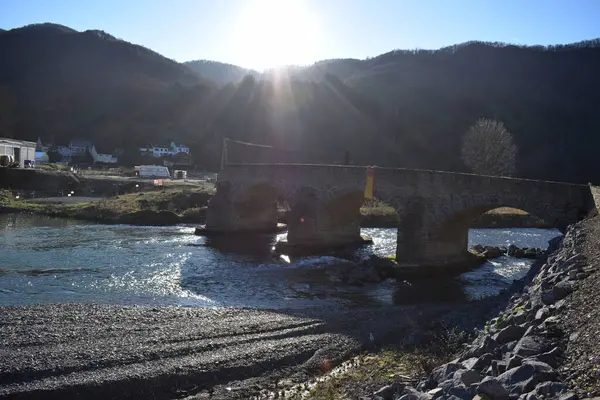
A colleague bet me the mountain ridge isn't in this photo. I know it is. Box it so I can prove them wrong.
[2,23,600,184]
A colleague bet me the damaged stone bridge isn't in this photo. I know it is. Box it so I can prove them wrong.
[205,164,593,268]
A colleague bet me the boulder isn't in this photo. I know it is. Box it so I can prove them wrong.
[510,310,528,326]
[493,325,527,344]
[500,340,518,354]
[523,248,542,259]
[426,387,443,398]
[397,388,433,400]
[454,369,482,386]
[576,272,588,280]
[482,246,504,259]
[553,281,573,300]
[494,360,507,376]
[497,361,557,396]
[373,384,397,400]
[507,244,519,257]
[561,253,584,270]
[417,378,437,392]
[514,334,550,358]
[472,353,495,371]
[541,291,556,305]
[568,270,578,280]
[540,316,560,330]
[476,377,509,400]
[507,354,524,370]
[558,393,577,400]
[461,357,479,370]
[472,244,485,253]
[524,347,561,369]
[534,381,567,397]
[447,385,471,400]
[535,307,550,321]
[432,363,461,384]
[462,335,498,359]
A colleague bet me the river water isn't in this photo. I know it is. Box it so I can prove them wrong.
[0,214,561,309]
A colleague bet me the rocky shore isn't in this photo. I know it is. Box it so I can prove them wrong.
[361,217,600,400]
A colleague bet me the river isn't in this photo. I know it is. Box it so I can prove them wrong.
[0,214,561,309]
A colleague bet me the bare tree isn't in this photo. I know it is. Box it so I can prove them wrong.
[461,118,517,176]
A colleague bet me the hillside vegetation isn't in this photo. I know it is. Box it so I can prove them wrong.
[2,24,600,183]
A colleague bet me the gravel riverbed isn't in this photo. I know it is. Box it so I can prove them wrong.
[0,302,472,400]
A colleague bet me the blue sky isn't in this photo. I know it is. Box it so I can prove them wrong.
[2,0,600,70]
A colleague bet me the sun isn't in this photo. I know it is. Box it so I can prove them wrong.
[229,0,322,70]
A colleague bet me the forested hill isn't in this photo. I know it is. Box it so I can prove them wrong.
[185,60,259,85]
[1,23,600,184]
[0,23,211,145]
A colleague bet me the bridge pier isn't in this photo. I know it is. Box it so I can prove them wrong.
[277,189,368,252]
[396,227,473,268]
[205,182,279,233]
[394,200,475,268]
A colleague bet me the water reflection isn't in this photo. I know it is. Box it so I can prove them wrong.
[0,214,561,308]
[203,234,277,256]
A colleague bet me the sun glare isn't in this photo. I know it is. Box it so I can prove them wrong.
[229,0,322,70]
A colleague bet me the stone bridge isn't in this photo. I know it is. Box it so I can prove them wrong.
[205,164,594,267]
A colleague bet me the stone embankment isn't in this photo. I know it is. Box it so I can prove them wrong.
[366,219,598,400]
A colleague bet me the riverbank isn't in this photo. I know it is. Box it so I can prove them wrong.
[1,189,545,230]
[0,301,489,400]
[0,187,215,225]
[297,216,599,400]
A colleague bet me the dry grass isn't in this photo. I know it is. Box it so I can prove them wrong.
[485,207,529,215]
[292,328,470,400]
[0,187,214,221]
[360,199,396,217]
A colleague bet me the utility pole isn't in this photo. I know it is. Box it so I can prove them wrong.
[220,138,228,171]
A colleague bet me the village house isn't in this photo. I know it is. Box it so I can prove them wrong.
[90,145,119,164]
[139,141,190,157]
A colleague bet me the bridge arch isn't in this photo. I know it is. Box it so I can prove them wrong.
[393,192,587,267]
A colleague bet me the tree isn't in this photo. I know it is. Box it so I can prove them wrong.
[47,147,62,163]
[461,118,517,176]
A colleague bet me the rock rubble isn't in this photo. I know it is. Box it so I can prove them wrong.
[369,223,595,400]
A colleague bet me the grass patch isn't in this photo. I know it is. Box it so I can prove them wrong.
[360,199,396,218]
[485,207,528,215]
[360,199,398,227]
[291,328,470,400]
[37,163,70,171]
[0,187,215,223]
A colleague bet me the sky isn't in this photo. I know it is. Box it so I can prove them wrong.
[2,0,600,71]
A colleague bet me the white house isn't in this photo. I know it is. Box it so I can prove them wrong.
[90,145,118,164]
[0,137,37,168]
[139,141,190,157]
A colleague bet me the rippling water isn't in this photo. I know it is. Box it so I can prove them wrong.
[0,214,561,309]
